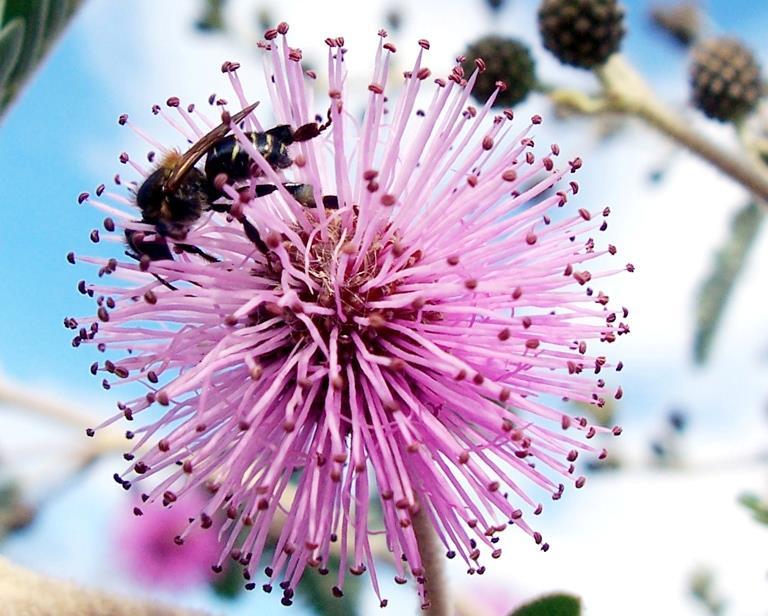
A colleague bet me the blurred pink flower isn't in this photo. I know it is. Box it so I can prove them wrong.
[116,492,220,588]
[69,24,630,608]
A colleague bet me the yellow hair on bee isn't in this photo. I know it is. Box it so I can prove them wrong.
[160,149,184,170]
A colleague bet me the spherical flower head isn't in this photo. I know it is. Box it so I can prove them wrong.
[690,37,762,123]
[67,25,631,608]
[460,35,536,108]
[538,0,626,69]
[117,491,221,587]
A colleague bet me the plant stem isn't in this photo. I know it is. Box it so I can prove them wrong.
[0,377,96,427]
[595,55,768,204]
[412,509,449,616]
[541,55,768,205]
[0,556,207,616]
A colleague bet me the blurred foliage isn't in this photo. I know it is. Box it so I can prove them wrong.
[209,542,362,614]
[693,201,764,363]
[649,408,689,467]
[689,568,725,616]
[0,478,34,539]
[486,0,508,12]
[572,398,617,427]
[256,8,273,34]
[739,492,768,526]
[0,0,82,117]
[649,2,703,48]
[509,593,581,616]
[297,562,361,616]
[195,0,226,33]
[384,7,403,33]
[210,561,243,599]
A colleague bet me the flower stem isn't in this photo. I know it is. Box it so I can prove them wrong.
[594,55,768,204]
[0,377,96,427]
[547,55,768,204]
[0,556,207,616]
[412,509,449,616]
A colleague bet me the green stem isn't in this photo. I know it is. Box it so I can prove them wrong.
[0,377,95,427]
[595,55,768,205]
[412,509,449,616]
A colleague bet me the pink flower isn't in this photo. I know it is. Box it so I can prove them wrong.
[116,491,220,588]
[68,24,630,608]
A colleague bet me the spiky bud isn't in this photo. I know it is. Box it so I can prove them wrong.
[538,0,626,69]
[461,35,536,107]
[690,37,762,122]
[650,2,702,48]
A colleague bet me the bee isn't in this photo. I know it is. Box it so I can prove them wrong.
[126,102,260,263]
[204,115,335,208]
[127,102,334,265]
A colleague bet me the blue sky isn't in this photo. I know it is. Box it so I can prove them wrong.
[2,1,768,615]
[1,0,767,389]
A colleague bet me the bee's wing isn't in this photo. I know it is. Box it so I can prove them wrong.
[164,101,260,193]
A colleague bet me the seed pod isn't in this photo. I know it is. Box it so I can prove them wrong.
[538,0,626,69]
[690,37,762,122]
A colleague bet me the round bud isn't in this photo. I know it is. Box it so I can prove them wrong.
[538,0,626,69]
[461,35,536,108]
[690,37,762,122]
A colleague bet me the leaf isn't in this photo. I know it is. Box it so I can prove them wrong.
[693,201,764,363]
[739,492,768,526]
[210,562,244,599]
[509,593,581,616]
[2,0,50,81]
[44,0,70,42]
[0,16,23,92]
[0,0,82,115]
[295,554,361,616]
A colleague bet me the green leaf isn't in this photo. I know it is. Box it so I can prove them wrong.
[0,16,24,92]
[509,593,581,616]
[739,492,768,526]
[195,0,226,32]
[0,0,82,115]
[210,562,244,599]
[45,0,70,41]
[3,0,50,80]
[693,201,764,363]
[295,566,361,616]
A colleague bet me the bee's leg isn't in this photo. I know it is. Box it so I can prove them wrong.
[283,183,316,207]
[253,182,337,210]
[174,243,220,263]
[321,195,339,209]
[123,249,178,291]
[151,273,178,291]
[254,184,279,198]
[208,201,231,213]
[125,229,175,262]
[253,182,309,203]
[282,183,338,209]
[238,216,270,255]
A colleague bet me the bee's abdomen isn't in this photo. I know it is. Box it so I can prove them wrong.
[205,135,254,185]
[204,130,294,191]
